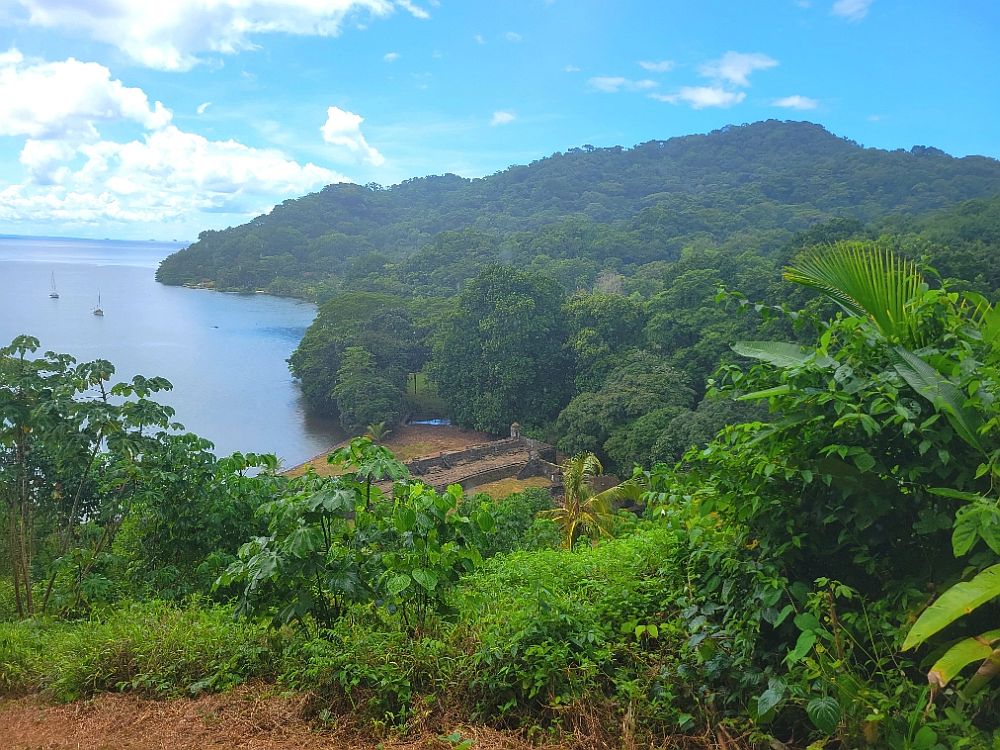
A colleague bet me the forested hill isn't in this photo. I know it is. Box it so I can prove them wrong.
[156,120,1000,296]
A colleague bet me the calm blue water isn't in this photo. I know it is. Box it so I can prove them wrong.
[0,236,342,467]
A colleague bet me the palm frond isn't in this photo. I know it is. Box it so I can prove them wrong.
[591,475,647,507]
[784,242,925,344]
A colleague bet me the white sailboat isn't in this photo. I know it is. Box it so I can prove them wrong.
[92,292,104,316]
[49,272,59,299]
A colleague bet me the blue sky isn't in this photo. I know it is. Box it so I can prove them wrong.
[0,0,996,240]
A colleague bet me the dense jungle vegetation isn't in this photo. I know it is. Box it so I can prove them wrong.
[5,121,1000,747]
[158,120,1000,454]
[4,240,1000,748]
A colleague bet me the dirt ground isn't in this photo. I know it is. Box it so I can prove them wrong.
[0,687,576,750]
[284,424,495,477]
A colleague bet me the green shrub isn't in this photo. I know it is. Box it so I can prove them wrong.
[464,487,556,557]
[281,619,460,722]
[459,527,689,717]
[0,600,274,700]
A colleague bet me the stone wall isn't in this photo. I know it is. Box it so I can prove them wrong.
[405,436,553,476]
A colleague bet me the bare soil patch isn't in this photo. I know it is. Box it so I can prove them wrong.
[0,687,575,750]
[284,424,495,477]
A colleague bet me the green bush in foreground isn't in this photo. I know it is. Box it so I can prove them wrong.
[0,600,273,700]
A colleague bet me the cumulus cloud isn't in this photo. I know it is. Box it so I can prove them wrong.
[490,110,516,126]
[651,87,746,109]
[321,106,385,166]
[0,50,344,229]
[832,0,873,21]
[383,51,400,62]
[0,50,172,139]
[504,31,523,42]
[0,126,342,225]
[11,0,429,71]
[772,94,818,110]
[564,65,580,73]
[587,76,657,93]
[197,102,212,115]
[638,60,674,73]
[699,51,777,87]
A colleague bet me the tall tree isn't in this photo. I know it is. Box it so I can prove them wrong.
[430,265,574,433]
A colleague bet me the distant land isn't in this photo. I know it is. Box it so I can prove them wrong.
[0,234,191,245]
[156,120,1000,300]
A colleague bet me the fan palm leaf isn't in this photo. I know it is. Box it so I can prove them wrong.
[784,241,926,345]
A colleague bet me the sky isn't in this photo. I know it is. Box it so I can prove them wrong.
[0,0,996,241]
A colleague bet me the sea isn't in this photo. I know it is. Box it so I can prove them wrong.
[0,235,343,468]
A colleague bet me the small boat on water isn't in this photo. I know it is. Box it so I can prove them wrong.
[49,272,59,299]
[92,293,104,317]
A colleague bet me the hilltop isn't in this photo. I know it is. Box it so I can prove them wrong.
[155,120,1000,297]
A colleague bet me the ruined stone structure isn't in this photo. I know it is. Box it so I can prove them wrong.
[398,435,557,493]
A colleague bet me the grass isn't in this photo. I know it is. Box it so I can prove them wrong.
[470,476,553,499]
[0,601,273,700]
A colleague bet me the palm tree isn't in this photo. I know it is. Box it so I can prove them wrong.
[364,421,392,443]
[543,452,646,549]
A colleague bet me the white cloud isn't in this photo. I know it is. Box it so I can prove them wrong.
[395,0,430,19]
[699,51,777,87]
[772,95,818,110]
[490,110,516,126]
[11,0,429,71]
[0,126,343,225]
[321,106,385,166]
[505,31,523,42]
[474,34,486,44]
[197,102,212,115]
[0,50,172,140]
[638,60,674,73]
[383,51,400,62]
[564,65,580,73]
[587,76,657,93]
[832,0,873,21]
[652,87,746,109]
[0,50,344,230]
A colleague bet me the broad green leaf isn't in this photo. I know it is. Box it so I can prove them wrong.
[756,679,786,716]
[387,574,411,596]
[951,508,980,557]
[806,696,841,734]
[394,506,416,533]
[732,341,832,369]
[737,384,794,401]
[926,630,1000,688]
[912,726,938,750]
[890,346,983,452]
[903,565,1000,650]
[412,568,438,591]
[474,509,496,533]
[786,630,817,664]
[285,526,322,558]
